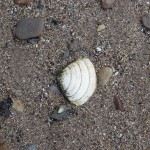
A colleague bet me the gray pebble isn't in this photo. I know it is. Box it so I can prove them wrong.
[50,109,69,121]
[102,0,115,9]
[98,67,113,85]
[50,85,61,95]
[24,143,36,150]
[15,18,44,40]
[63,51,70,59]
[142,15,150,29]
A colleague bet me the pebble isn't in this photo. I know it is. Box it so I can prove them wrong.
[97,24,105,32]
[0,143,8,150]
[15,18,44,40]
[12,100,24,112]
[14,0,30,5]
[63,51,70,59]
[24,143,36,150]
[98,67,113,85]
[50,85,61,95]
[142,15,150,29]
[0,97,13,118]
[50,106,69,121]
[102,0,115,9]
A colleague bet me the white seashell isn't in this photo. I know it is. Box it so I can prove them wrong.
[58,58,97,105]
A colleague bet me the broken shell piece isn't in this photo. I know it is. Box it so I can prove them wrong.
[58,58,97,105]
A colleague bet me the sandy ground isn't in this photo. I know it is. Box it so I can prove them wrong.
[0,0,150,150]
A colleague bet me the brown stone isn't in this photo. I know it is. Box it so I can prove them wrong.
[13,0,30,5]
[98,67,113,85]
[102,0,115,9]
[0,143,9,150]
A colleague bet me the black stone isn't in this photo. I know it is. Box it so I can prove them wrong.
[0,97,13,118]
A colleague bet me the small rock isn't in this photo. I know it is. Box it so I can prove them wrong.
[50,110,69,121]
[58,105,69,113]
[63,51,70,59]
[0,97,13,118]
[15,18,44,40]
[142,15,150,29]
[98,67,113,85]
[24,143,36,150]
[113,95,124,111]
[102,0,115,9]
[97,24,105,32]
[12,100,24,112]
[27,37,40,44]
[51,18,59,25]
[0,143,8,150]
[14,0,30,5]
[50,85,61,95]
[96,47,102,52]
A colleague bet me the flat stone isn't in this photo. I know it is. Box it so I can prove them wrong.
[98,67,113,85]
[24,144,36,150]
[50,85,61,95]
[12,99,24,112]
[142,15,150,29]
[97,24,105,32]
[0,143,9,150]
[50,109,69,121]
[14,0,30,5]
[15,18,44,40]
[63,51,70,59]
[102,0,115,9]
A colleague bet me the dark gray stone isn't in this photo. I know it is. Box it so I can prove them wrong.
[50,109,69,121]
[142,15,150,29]
[15,18,44,40]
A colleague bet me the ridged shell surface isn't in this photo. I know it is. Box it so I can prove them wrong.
[58,58,97,105]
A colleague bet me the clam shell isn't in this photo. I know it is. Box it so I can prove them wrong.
[58,58,97,105]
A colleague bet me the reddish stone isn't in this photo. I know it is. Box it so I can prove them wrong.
[13,0,30,5]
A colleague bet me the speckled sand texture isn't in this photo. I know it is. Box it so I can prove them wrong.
[0,0,150,150]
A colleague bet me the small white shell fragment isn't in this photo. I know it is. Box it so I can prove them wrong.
[96,47,102,52]
[58,58,97,105]
[58,105,69,113]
